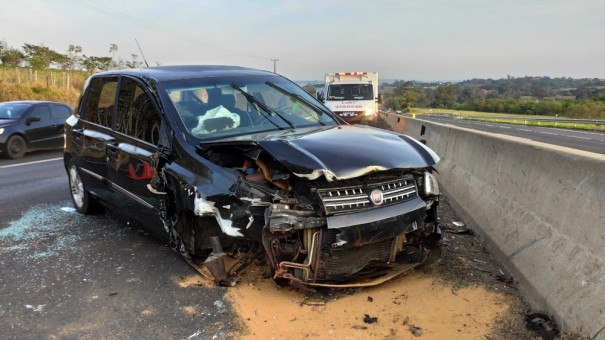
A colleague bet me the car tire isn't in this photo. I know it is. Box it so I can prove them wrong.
[5,135,27,159]
[68,162,101,214]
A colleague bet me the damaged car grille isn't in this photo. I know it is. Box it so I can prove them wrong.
[316,229,393,281]
[316,175,418,215]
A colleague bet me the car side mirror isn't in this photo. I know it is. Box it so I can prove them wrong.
[26,116,41,125]
[376,94,384,104]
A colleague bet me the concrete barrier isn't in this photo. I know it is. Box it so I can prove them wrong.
[382,113,605,338]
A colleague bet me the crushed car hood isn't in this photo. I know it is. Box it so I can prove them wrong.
[256,125,440,181]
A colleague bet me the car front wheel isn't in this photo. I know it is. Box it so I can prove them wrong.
[68,162,101,214]
[5,135,26,159]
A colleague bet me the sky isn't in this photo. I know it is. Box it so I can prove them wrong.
[1,0,604,82]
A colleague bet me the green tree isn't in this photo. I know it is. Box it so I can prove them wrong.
[109,43,118,61]
[433,84,459,108]
[389,81,425,111]
[125,54,142,68]
[0,39,6,58]
[530,84,549,99]
[81,55,112,73]
[22,43,61,69]
[0,44,25,67]
[65,45,83,71]
[566,100,605,119]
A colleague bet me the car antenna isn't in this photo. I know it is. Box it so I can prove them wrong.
[135,38,150,67]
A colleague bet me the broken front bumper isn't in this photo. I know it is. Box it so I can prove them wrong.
[268,198,440,287]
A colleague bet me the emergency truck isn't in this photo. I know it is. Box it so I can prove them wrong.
[322,72,382,124]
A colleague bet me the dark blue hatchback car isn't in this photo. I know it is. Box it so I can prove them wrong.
[0,101,73,159]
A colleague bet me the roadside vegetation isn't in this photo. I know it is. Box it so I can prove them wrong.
[2,38,605,122]
[0,39,144,106]
[384,77,605,120]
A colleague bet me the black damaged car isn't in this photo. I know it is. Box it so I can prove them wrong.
[64,65,442,288]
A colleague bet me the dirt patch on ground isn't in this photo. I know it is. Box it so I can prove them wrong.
[228,268,511,339]
[223,194,544,339]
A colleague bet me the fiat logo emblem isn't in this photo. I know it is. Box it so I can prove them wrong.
[369,189,384,206]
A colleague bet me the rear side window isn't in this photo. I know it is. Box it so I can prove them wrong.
[83,77,118,128]
[116,77,161,145]
[50,105,72,120]
[29,105,51,121]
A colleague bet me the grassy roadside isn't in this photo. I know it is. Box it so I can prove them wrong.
[0,67,87,106]
[409,107,605,131]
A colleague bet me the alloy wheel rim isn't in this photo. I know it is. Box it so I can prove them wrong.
[10,139,23,154]
[69,166,84,208]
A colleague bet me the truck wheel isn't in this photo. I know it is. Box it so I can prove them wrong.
[5,135,26,159]
[68,162,101,214]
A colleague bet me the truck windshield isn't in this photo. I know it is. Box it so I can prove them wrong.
[327,84,374,101]
[161,75,338,141]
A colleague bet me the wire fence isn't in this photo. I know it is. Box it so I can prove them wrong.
[0,67,87,90]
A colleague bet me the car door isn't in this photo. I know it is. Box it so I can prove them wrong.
[49,104,73,148]
[105,76,165,236]
[23,104,55,149]
[72,76,119,201]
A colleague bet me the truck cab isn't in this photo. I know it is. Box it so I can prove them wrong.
[322,72,382,124]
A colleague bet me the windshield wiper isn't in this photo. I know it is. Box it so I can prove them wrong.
[229,83,295,130]
[265,81,332,124]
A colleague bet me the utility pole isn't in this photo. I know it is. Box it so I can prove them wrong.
[270,58,279,73]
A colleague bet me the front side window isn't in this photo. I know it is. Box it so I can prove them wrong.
[327,84,374,101]
[51,105,72,120]
[83,77,118,127]
[162,75,337,142]
[116,77,161,145]
[29,105,51,121]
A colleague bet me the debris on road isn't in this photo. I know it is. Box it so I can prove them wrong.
[363,314,378,324]
[525,312,560,340]
[409,324,423,337]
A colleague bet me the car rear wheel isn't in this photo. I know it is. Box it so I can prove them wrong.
[68,162,101,214]
[5,135,26,159]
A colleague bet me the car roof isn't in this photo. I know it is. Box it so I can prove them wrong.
[0,100,71,106]
[93,65,277,83]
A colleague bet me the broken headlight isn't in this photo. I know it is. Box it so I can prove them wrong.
[424,171,440,196]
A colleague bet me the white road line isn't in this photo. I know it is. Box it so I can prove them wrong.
[553,128,605,136]
[538,131,558,135]
[517,128,533,132]
[0,157,63,169]
[566,135,592,140]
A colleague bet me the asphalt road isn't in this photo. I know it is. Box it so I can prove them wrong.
[415,115,605,155]
[0,151,236,339]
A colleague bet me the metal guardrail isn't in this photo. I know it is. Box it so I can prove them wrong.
[384,111,605,126]
[459,115,605,125]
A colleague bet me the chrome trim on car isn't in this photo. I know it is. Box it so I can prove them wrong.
[317,175,418,215]
[326,198,426,229]
[79,167,155,209]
